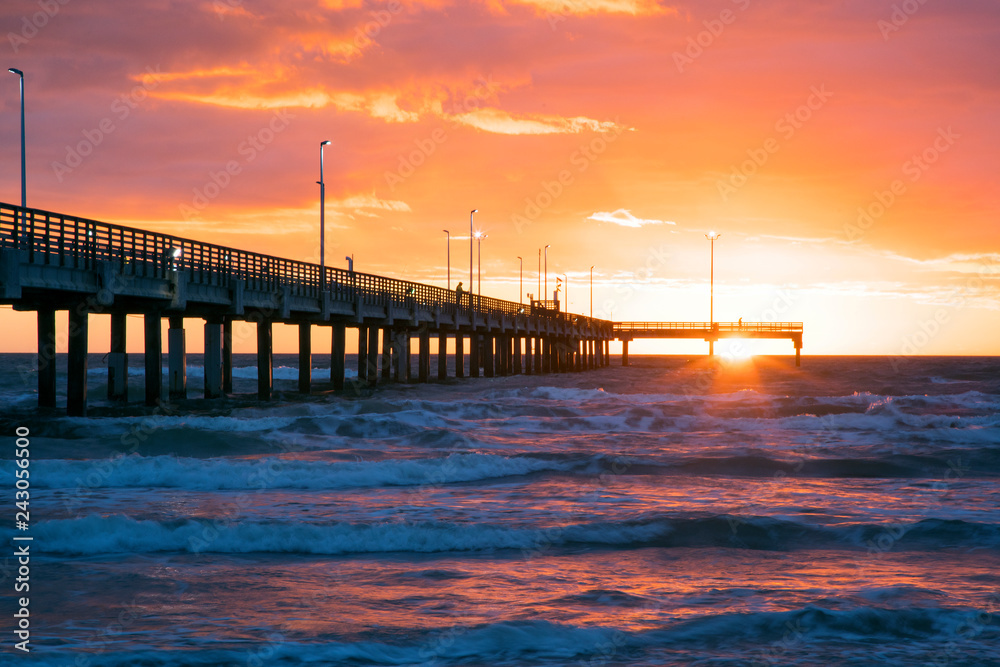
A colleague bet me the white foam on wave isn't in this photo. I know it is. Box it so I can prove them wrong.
[19,452,577,490]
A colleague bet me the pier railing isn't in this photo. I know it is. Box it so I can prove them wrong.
[0,203,610,330]
[615,322,803,334]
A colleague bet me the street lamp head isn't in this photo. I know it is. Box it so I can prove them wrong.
[706,231,719,240]
[545,244,551,249]
[8,68,23,76]
[471,209,478,214]
[320,140,331,146]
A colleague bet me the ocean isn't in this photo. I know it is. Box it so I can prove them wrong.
[2,354,999,666]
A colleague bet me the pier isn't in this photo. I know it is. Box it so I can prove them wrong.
[0,203,613,416]
[614,321,804,366]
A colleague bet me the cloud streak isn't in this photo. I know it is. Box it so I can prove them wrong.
[588,209,676,228]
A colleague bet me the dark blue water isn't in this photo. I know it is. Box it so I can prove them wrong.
[2,355,999,665]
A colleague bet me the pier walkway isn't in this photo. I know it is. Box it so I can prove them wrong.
[0,203,613,415]
[614,321,804,365]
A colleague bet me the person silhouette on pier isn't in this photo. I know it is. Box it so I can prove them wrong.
[738,317,742,329]
[455,282,464,306]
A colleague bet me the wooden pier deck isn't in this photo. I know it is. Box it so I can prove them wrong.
[614,321,804,365]
[0,203,613,415]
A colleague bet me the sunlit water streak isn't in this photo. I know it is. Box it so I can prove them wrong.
[2,354,998,666]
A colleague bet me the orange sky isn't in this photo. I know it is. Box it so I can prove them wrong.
[2,0,998,355]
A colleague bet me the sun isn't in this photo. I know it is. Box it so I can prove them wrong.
[721,341,754,361]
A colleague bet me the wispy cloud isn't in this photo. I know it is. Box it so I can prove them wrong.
[451,109,623,135]
[330,193,412,212]
[588,209,676,228]
[504,0,678,16]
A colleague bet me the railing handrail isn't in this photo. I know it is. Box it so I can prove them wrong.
[0,203,612,330]
[614,321,803,331]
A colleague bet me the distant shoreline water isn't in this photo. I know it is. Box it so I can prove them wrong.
[1,355,998,664]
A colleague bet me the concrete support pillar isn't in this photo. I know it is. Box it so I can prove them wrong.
[795,342,801,367]
[382,328,392,381]
[418,329,430,383]
[513,336,522,375]
[438,332,448,380]
[204,319,222,399]
[404,333,412,382]
[391,331,403,382]
[497,335,507,377]
[367,325,379,387]
[357,325,369,382]
[469,334,480,378]
[622,340,629,367]
[222,318,233,394]
[540,337,549,374]
[168,316,186,401]
[331,324,346,390]
[67,306,89,417]
[257,319,273,401]
[144,312,162,407]
[298,323,312,394]
[108,312,127,403]
[524,337,533,375]
[483,335,495,378]
[37,308,57,408]
[576,340,583,372]
[534,336,542,374]
[708,340,714,357]
[455,333,465,378]
[605,340,610,366]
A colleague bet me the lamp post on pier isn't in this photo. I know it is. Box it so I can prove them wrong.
[517,256,522,304]
[705,231,720,325]
[474,232,487,297]
[8,67,25,246]
[317,140,331,289]
[544,244,550,302]
[469,209,477,301]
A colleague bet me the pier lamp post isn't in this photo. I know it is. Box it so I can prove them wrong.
[537,248,541,302]
[544,244,550,302]
[590,265,594,318]
[9,68,25,246]
[317,140,331,289]
[474,232,487,298]
[469,209,477,300]
[705,231,720,325]
[517,256,522,304]
[562,273,568,310]
[443,229,450,289]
